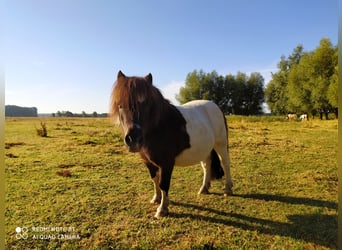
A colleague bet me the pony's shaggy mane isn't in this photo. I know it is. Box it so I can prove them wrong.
[110,71,169,129]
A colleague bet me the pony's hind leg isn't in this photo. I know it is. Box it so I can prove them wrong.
[214,146,233,195]
[198,156,211,194]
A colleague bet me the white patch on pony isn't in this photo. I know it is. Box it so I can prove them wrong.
[150,175,161,204]
[155,190,169,218]
[174,100,233,196]
[174,100,226,166]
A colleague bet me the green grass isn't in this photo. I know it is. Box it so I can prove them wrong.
[5,117,337,249]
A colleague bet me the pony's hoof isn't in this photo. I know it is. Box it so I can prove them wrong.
[198,186,209,194]
[224,189,233,196]
[154,209,169,219]
[150,197,161,204]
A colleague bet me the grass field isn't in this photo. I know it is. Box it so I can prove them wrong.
[5,116,338,249]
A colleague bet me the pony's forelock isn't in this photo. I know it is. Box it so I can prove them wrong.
[109,72,166,128]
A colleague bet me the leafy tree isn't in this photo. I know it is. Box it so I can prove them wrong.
[266,38,337,119]
[64,111,74,117]
[232,72,248,115]
[287,52,313,114]
[265,56,290,115]
[293,39,335,118]
[223,74,236,114]
[265,47,304,115]
[288,44,304,68]
[177,70,265,115]
[328,65,338,107]
[328,46,338,118]
[204,71,227,110]
[310,38,336,118]
[244,72,265,115]
[176,70,203,104]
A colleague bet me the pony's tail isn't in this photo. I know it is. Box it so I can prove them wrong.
[210,150,224,180]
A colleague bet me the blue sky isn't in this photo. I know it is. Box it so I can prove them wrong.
[5,0,337,114]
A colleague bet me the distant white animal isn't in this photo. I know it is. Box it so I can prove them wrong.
[299,114,308,121]
[286,113,297,120]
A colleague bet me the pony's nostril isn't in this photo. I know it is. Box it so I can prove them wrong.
[125,125,142,148]
[125,134,133,145]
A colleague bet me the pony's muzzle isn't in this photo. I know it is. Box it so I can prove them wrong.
[124,125,142,152]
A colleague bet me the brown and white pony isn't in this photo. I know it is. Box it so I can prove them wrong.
[110,71,233,218]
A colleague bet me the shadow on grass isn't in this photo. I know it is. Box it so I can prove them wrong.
[170,193,337,248]
[235,193,337,210]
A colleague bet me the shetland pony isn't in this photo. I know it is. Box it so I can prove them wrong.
[110,71,233,218]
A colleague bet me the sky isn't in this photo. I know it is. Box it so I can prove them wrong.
[4,0,338,114]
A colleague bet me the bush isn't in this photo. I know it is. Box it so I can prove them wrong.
[36,122,48,137]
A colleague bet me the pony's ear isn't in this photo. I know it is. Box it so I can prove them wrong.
[117,70,126,79]
[145,73,152,84]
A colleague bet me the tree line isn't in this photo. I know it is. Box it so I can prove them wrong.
[5,105,38,117]
[176,38,337,119]
[176,70,265,115]
[265,38,338,119]
[53,111,108,117]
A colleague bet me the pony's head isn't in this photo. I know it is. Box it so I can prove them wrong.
[110,71,165,152]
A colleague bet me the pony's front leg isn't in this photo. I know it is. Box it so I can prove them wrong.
[155,190,169,218]
[151,174,161,204]
[146,163,161,204]
[155,165,173,218]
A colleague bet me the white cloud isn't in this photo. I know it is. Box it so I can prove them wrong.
[159,80,184,105]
